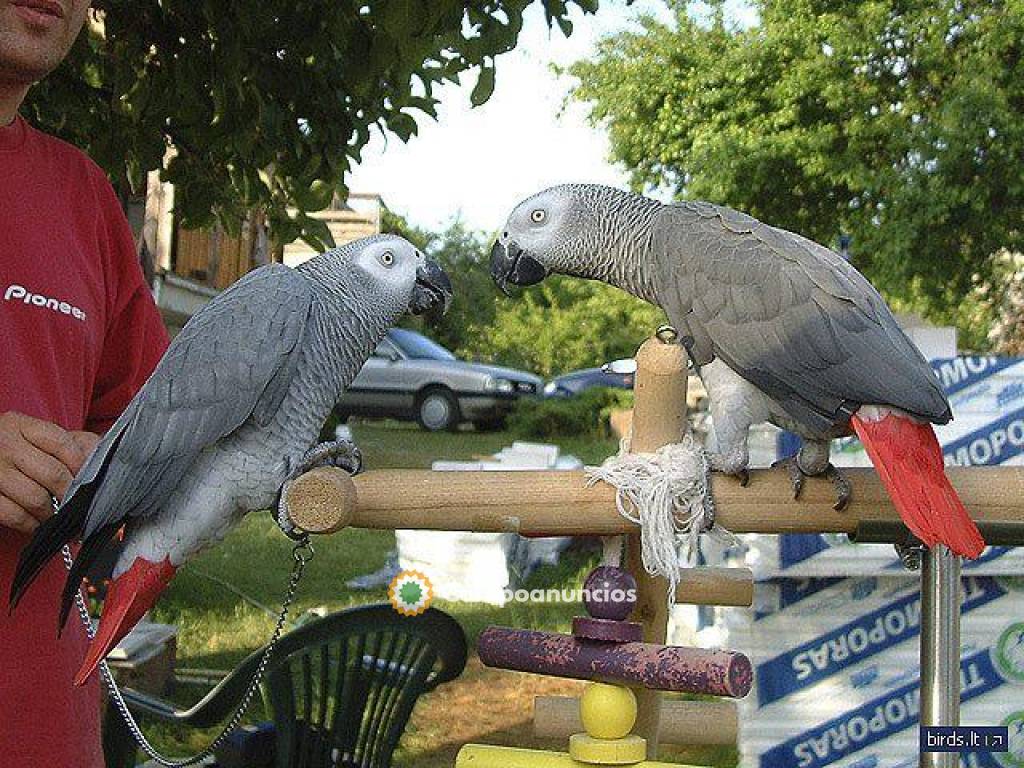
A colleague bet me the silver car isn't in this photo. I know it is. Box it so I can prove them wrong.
[337,328,542,431]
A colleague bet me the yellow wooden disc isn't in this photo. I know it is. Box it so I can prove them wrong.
[568,734,647,765]
[580,683,637,740]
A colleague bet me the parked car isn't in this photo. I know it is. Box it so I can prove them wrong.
[337,328,542,431]
[543,365,634,398]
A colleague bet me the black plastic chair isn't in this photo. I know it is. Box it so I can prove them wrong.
[104,604,468,768]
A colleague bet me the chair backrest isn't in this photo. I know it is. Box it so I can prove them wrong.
[261,604,467,768]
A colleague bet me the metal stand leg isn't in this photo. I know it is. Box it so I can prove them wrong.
[920,544,961,768]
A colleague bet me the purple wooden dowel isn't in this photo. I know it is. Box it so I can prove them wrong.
[572,616,643,643]
[478,626,753,699]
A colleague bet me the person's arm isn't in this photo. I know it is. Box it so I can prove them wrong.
[0,412,98,533]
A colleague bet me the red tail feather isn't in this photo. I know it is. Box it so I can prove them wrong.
[851,412,985,559]
[75,556,176,686]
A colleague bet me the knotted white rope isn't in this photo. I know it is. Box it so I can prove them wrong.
[586,432,733,603]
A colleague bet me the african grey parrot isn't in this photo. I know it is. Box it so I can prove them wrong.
[490,184,984,560]
[10,234,451,684]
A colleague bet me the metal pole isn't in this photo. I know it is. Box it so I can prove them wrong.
[919,544,961,768]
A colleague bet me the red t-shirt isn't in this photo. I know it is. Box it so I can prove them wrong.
[0,115,169,767]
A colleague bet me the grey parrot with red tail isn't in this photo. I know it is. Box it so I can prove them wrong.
[10,234,451,684]
[490,184,984,560]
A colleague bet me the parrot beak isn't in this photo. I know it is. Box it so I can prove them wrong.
[410,258,452,320]
[490,239,547,296]
[74,556,176,686]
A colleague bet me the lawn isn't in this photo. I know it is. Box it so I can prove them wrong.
[137,420,736,767]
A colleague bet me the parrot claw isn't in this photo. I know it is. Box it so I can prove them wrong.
[772,458,851,511]
[771,456,805,500]
[295,439,362,477]
[275,440,363,538]
[895,532,925,571]
[825,464,852,511]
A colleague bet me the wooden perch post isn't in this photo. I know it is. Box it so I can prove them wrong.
[623,330,690,757]
[534,696,739,746]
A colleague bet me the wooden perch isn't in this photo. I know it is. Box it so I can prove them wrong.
[283,464,1024,542]
[675,567,754,607]
[477,626,751,698]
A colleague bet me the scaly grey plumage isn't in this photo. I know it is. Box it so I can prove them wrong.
[11,234,452,643]
[490,183,950,498]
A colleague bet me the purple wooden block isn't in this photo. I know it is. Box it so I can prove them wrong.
[572,616,643,643]
[477,626,753,699]
[583,566,637,621]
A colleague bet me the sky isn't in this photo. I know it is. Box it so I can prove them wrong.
[346,1,678,233]
[348,1,757,233]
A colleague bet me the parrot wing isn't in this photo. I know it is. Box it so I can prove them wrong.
[10,264,315,606]
[653,202,950,433]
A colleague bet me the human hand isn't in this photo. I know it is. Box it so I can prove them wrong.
[0,412,98,534]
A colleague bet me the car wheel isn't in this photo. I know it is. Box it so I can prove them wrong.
[473,416,507,432]
[416,387,460,432]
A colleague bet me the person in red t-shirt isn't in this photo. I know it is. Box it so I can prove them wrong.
[0,2,170,764]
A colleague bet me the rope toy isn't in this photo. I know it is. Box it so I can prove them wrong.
[586,432,732,602]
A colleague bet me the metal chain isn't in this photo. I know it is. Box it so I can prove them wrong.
[63,537,314,767]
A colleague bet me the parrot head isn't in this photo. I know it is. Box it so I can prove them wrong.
[490,185,580,294]
[343,234,452,320]
[490,183,650,295]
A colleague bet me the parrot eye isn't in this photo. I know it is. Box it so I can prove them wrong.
[531,209,546,224]
[378,250,394,268]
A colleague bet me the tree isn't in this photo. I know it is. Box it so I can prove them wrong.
[568,1,1024,346]
[975,251,1024,355]
[24,0,597,249]
[462,277,665,378]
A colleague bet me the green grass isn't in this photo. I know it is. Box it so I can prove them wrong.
[350,419,622,468]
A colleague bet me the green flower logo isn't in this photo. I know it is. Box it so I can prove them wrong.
[388,570,434,617]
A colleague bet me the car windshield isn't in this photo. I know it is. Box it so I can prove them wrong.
[389,328,456,361]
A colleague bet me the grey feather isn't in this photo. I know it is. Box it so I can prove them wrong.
[71,264,314,539]
[651,203,950,431]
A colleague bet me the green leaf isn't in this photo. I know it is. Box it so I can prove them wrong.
[22,0,602,245]
[471,63,496,107]
[299,215,336,251]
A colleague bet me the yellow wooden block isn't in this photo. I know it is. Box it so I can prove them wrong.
[580,682,637,739]
[455,743,691,768]
[456,744,581,767]
[569,733,647,765]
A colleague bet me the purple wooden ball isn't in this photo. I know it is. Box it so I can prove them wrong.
[583,566,637,621]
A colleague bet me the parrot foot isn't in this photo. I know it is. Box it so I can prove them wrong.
[706,450,749,487]
[895,532,925,571]
[275,440,363,539]
[294,440,363,477]
[771,457,851,511]
[771,455,805,499]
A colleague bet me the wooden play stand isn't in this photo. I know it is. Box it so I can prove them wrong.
[284,332,1024,768]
